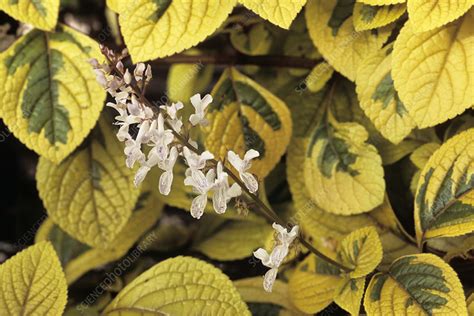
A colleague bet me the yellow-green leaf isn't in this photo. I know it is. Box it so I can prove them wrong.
[407,0,473,32]
[205,67,292,178]
[103,256,250,315]
[234,277,306,315]
[0,26,105,163]
[338,226,383,278]
[36,188,163,284]
[353,3,406,31]
[468,293,474,315]
[289,254,344,314]
[415,129,474,244]
[106,0,120,12]
[119,0,237,62]
[357,0,405,4]
[238,0,307,29]
[364,253,468,316]
[0,0,59,31]
[392,12,474,128]
[356,44,416,144]
[230,23,273,56]
[36,117,140,248]
[306,62,334,93]
[334,276,366,316]
[0,241,67,315]
[304,110,385,215]
[409,142,441,194]
[194,221,272,261]
[306,0,392,81]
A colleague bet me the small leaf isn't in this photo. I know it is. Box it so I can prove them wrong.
[103,256,250,315]
[36,117,140,248]
[238,0,308,29]
[119,0,237,62]
[415,128,474,244]
[289,254,344,314]
[0,26,105,163]
[334,276,366,316]
[205,67,292,178]
[392,12,473,128]
[0,241,67,315]
[194,221,272,261]
[357,0,405,4]
[306,62,334,93]
[0,0,59,31]
[230,23,273,56]
[353,3,406,31]
[338,226,383,278]
[407,0,473,32]
[364,253,468,316]
[306,0,392,81]
[356,44,416,144]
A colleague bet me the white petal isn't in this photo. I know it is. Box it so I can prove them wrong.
[270,244,289,267]
[201,94,213,109]
[134,166,150,187]
[244,149,260,161]
[190,194,207,219]
[190,93,202,109]
[253,248,271,267]
[263,268,278,293]
[124,69,132,84]
[241,172,258,193]
[227,150,243,171]
[227,183,242,199]
[200,150,214,162]
[189,113,201,126]
[212,186,227,214]
[159,170,173,195]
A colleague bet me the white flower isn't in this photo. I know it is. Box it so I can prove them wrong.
[158,146,179,195]
[124,69,132,84]
[253,224,299,292]
[212,162,242,214]
[184,168,215,219]
[134,63,146,81]
[228,149,260,193]
[189,93,212,126]
[160,102,184,132]
[148,114,175,162]
[182,147,214,171]
[124,120,150,168]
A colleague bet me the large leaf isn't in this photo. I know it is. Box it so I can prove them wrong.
[288,254,344,314]
[0,241,67,315]
[364,254,468,315]
[407,0,473,32]
[357,0,405,4]
[414,128,474,244]
[0,26,105,163]
[392,11,474,128]
[36,117,140,248]
[353,3,406,31]
[356,44,415,144]
[205,67,292,178]
[36,189,163,284]
[194,221,272,261]
[103,256,250,315]
[338,226,383,278]
[119,0,237,62]
[0,0,59,31]
[304,109,385,215]
[305,0,392,81]
[238,0,307,29]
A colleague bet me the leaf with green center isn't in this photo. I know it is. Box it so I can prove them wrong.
[0,25,105,163]
[364,253,468,315]
[334,276,366,315]
[0,0,59,31]
[353,3,406,31]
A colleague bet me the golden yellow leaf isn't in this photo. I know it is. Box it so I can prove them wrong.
[338,226,383,278]
[415,129,474,244]
[289,254,344,314]
[306,0,392,81]
[0,26,105,163]
[357,0,405,4]
[106,0,120,12]
[306,62,334,93]
[0,0,59,31]
[238,0,307,29]
[119,0,237,62]
[205,67,292,179]
[364,254,468,316]
[409,142,441,194]
[36,117,140,248]
[356,44,416,144]
[353,3,406,31]
[392,12,474,128]
[334,276,366,316]
[103,256,250,315]
[0,241,67,315]
[407,0,473,32]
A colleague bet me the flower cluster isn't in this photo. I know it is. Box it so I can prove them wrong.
[90,46,260,220]
[253,223,299,292]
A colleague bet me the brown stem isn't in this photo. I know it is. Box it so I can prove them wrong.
[151,53,319,69]
[105,54,352,273]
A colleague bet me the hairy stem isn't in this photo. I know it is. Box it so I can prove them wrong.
[106,54,352,273]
